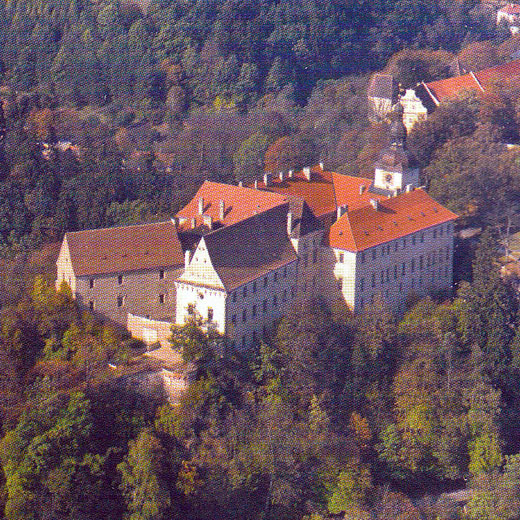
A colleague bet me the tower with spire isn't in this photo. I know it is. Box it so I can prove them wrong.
[372,104,420,195]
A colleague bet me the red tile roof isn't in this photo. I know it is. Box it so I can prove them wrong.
[332,173,386,211]
[500,4,520,14]
[256,167,337,217]
[329,189,458,252]
[423,58,520,104]
[65,221,185,277]
[176,181,289,228]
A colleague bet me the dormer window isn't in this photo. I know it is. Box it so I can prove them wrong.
[89,278,94,289]
[118,275,123,285]
[159,269,165,279]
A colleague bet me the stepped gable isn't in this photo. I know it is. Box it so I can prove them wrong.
[329,189,458,252]
[176,181,289,228]
[65,221,185,277]
[202,204,298,291]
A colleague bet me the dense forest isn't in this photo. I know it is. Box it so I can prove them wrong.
[3,0,520,518]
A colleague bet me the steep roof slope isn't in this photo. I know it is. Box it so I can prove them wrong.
[66,221,185,276]
[203,204,298,291]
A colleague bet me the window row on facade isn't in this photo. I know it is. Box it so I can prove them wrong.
[88,269,166,288]
[230,265,294,302]
[230,286,297,326]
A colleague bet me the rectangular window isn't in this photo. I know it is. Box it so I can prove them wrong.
[253,281,257,293]
[420,255,424,270]
[159,269,165,279]
[159,293,165,304]
[291,286,296,298]
[118,275,123,285]
[117,295,124,307]
[372,249,376,260]
[283,267,287,278]
[264,277,268,288]
[242,336,246,348]
[421,233,425,243]
[273,295,277,307]
[412,235,416,245]
[243,286,248,298]
[232,292,237,302]
[232,314,237,326]
[274,272,278,282]
[361,251,366,264]
[360,277,365,291]
[283,289,287,301]
[371,273,376,288]
[433,229,437,239]
[394,241,398,252]
[339,253,345,263]
[402,262,406,276]
[208,308,213,321]
[440,226,444,237]
[446,247,450,261]
[313,249,318,264]
[252,304,257,317]
[89,300,94,311]
[402,238,406,249]
[263,299,267,313]
[381,271,385,284]
[89,278,94,289]
[411,259,415,273]
[394,265,398,279]
[242,309,247,322]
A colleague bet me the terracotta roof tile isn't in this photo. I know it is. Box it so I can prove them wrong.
[500,4,520,14]
[423,58,520,104]
[331,173,386,211]
[256,167,337,217]
[329,189,458,252]
[66,221,184,277]
[203,204,298,291]
[176,181,289,228]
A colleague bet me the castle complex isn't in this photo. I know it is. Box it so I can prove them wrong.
[56,111,457,348]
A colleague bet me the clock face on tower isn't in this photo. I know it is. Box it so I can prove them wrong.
[385,173,393,184]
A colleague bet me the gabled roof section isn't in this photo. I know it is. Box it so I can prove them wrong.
[329,189,458,252]
[203,204,298,291]
[65,221,185,277]
[368,74,398,101]
[288,197,323,238]
[332,173,386,211]
[176,181,289,228]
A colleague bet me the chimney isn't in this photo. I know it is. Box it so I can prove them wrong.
[279,171,285,181]
[264,172,272,186]
[219,200,225,220]
[319,161,324,170]
[303,166,312,181]
[288,169,294,179]
[203,215,213,229]
[336,204,348,220]
[287,211,293,236]
[185,250,191,268]
[406,184,414,193]
[370,199,380,210]
[359,184,366,195]
[198,197,204,215]
[238,181,243,187]
[254,179,258,189]
[170,217,178,227]
[191,217,197,228]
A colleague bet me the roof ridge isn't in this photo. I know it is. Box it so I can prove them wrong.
[66,220,175,236]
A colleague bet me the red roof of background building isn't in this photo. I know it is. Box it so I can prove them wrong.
[500,4,520,14]
[176,181,289,228]
[329,189,458,252]
[423,58,520,104]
